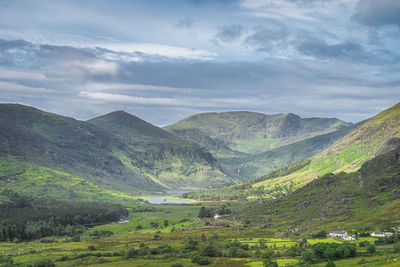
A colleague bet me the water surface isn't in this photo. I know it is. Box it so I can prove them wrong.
[145,197,194,204]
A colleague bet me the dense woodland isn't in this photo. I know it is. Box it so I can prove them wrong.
[0,190,127,241]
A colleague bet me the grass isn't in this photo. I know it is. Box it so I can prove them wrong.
[1,199,398,267]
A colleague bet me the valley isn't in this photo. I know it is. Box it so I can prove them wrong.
[1,102,400,267]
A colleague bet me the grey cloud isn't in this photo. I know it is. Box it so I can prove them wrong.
[175,17,195,28]
[214,24,245,42]
[187,0,242,5]
[244,25,288,51]
[354,0,400,27]
[1,38,399,125]
[296,38,377,63]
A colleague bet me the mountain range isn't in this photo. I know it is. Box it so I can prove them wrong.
[0,104,232,202]
[165,111,354,178]
[1,102,399,208]
[252,102,400,196]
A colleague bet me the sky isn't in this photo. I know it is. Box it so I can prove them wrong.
[0,0,400,125]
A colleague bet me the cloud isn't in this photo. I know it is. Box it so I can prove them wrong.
[95,43,216,61]
[82,82,191,93]
[187,0,242,5]
[296,38,372,61]
[214,24,245,43]
[244,25,288,51]
[0,69,48,81]
[354,0,400,27]
[52,60,119,77]
[0,81,56,97]
[175,17,195,28]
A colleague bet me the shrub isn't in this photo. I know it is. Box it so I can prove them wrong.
[191,254,211,265]
[325,260,336,267]
[32,259,55,267]
[367,244,376,255]
[263,258,278,267]
[71,235,81,242]
[312,230,327,238]
[126,247,138,259]
[88,245,96,251]
[393,242,400,253]
[200,244,221,257]
[171,264,184,267]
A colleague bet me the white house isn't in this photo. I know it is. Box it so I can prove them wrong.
[329,230,348,237]
[342,235,356,241]
[371,232,393,237]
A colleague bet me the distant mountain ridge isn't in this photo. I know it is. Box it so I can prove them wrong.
[0,104,235,199]
[253,102,400,195]
[165,111,353,179]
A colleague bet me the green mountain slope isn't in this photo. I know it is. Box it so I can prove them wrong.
[221,123,358,178]
[236,144,400,232]
[253,102,400,194]
[0,104,234,197]
[166,111,351,154]
[88,111,234,189]
[165,111,353,179]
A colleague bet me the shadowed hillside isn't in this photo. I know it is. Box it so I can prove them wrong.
[165,111,353,179]
[0,104,235,199]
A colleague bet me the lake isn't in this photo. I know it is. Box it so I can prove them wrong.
[145,197,194,204]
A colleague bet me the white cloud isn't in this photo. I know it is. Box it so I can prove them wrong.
[51,60,119,77]
[0,69,48,81]
[0,81,56,97]
[79,91,263,108]
[99,43,216,61]
[82,82,191,93]
[79,91,183,106]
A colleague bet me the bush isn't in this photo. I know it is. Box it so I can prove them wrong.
[312,230,327,238]
[32,259,55,267]
[126,247,138,259]
[191,254,211,265]
[71,235,81,242]
[263,258,278,267]
[367,244,376,255]
[325,260,336,267]
[0,255,14,266]
[301,251,315,264]
[200,244,221,257]
[88,245,96,251]
[393,242,400,253]
[170,264,184,267]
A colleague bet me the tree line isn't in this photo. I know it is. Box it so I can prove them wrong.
[0,190,127,241]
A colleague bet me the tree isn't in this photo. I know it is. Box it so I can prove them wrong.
[135,224,143,231]
[164,219,169,227]
[325,260,336,267]
[301,251,315,264]
[191,254,211,265]
[201,233,207,241]
[312,230,327,238]
[367,244,376,255]
[263,258,278,267]
[393,242,400,253]
[126,247,138,258]
[199,207,207,218]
